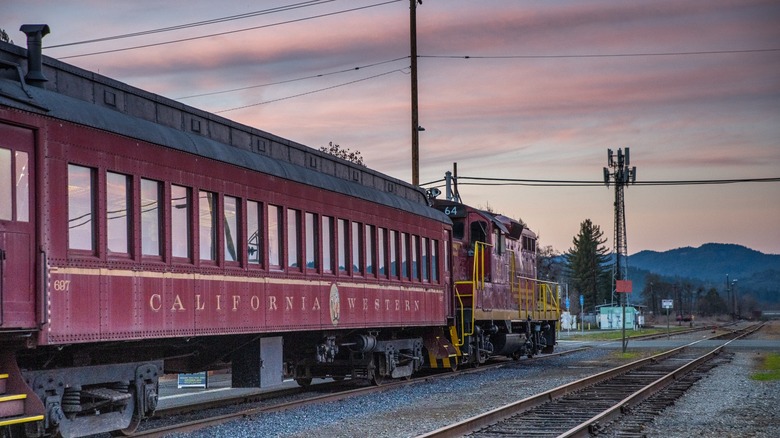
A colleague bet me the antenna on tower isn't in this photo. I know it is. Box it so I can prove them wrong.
[604,147,637,352]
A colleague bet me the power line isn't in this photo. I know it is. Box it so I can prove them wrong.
[56,0,401,60]
[420,48,780,60]
[216,68,406,112]
[46,0,335,49]
[421,176,780,188]
[177,56,408,100]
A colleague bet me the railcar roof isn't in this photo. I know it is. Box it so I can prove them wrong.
[0,41,449,225]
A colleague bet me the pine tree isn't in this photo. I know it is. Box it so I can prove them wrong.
[565,219,611,312]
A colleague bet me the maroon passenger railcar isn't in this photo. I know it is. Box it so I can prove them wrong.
[1,27,451,437]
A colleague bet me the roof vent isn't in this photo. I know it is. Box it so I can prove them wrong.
[19,24,50,88]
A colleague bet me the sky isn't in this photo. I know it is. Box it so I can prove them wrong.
[3,0,779,255]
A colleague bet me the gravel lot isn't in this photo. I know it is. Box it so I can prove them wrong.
[166,322,779,438]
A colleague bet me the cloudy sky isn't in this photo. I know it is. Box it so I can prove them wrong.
[4,0,779,255]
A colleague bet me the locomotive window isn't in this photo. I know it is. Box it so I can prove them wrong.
[107,172,131,254]
[305,212,317,270]
[411,235,419,280]
[351,221,363,275]
[322,216,333,273]
[389,230,398,277]
[224,196,239,263]
[378,228,387,276]
[268,205,282,268]
[421,237,429,281]
[0,148,11,220]
[141,179,162,256]
[470,220,488,246]
[400,232,409,279]
[337,219,348,273]
[67,164,95,252]
[171,185,191,259]
[452,219,465,240]
[365,224,375,275]
[199,191,217,261]
[247,200,263,265]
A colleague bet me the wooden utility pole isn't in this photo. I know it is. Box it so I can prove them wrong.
[410,0,420,186]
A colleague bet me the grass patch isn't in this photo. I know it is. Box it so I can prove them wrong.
[751,353,780,381]
[561,326,688,341]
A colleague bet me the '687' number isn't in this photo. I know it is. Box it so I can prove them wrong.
[53,280,71,291]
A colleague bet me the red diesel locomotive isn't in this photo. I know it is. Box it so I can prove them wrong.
[0,26,559,437]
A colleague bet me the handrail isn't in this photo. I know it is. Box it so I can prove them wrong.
[453,241,493,347]
[0,248,5,326]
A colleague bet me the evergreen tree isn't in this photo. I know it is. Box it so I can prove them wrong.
[565,219,611,312]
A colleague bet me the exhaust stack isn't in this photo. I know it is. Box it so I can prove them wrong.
[19,24,50,87]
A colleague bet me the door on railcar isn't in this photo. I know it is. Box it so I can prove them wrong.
[0,123,37,328]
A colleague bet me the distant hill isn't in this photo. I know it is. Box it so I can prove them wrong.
[627,243,780,305]
[629,243,779,283]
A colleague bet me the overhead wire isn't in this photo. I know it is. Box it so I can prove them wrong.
[177,56,409,100]
[420,176,780,188]
[419,48,780,60]
[46,0,336,49]
[216,68,407,112]
[55,0,401,59]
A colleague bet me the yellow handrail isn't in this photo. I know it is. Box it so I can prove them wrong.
[453,241,492,346]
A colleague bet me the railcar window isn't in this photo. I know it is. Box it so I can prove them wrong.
[444,231,451,273]
[322,216,333,273]
[199,191,217,261]
[106,172,131,254]
[0,148,11,220]
[247,200,263,265]
[365,224,375,275]
[432,239,439,282]
[411,235,419,280]
[224,196,239,263]
[171,185,191,259]
[421,237,429,281]
[305,212,317,269]
[352,221,363,275]
[15,151,29,222]
[337,219,348,273]
[288,209,301,269]
[268,205,282,268]
[67,164,95,252]
[141,179,162,256]
[389,230,398,277]
[401,232,409,278]
[452,219,465,240]
[378,228,387,276]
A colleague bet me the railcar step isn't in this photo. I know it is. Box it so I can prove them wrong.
[0,394,27,418]
[0,414,45,428]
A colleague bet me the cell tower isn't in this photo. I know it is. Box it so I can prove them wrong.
[604,148,636,352]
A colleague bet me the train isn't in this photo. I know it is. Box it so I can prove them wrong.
[0,25,559,437]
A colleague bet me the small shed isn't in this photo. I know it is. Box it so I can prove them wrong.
[598,305,637,330]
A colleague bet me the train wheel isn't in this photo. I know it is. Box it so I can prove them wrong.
[295,377,312,387]
[111,415,141,436]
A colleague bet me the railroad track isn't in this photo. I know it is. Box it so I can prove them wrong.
[126,347,590,437]
[418,322,764,438]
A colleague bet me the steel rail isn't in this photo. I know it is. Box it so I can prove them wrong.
[417,322,763,438]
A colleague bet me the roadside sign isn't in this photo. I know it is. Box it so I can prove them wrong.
[662,299,674,309]
[177,372,208,389]
[616,280,633,293]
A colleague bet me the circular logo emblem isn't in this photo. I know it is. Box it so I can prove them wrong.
[329,283,340,326]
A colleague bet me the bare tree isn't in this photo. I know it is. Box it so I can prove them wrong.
[319,141,365,166]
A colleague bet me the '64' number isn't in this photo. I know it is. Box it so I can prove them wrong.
[444,206,458,216]
[53,280,71,291]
